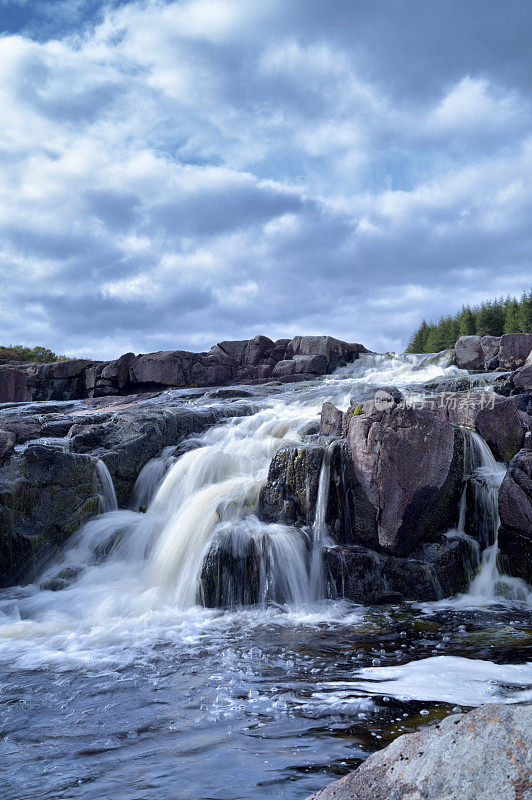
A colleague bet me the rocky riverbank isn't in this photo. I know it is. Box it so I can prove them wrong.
[0,335,369,403]
[307,702,531,800]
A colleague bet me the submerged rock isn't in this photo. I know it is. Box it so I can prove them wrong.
[307,703,532,800]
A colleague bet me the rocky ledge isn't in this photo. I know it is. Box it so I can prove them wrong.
[0,334,368,403]
[307,703,531,800]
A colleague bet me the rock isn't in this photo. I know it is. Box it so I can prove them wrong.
[415,537,479,596]
[129,350,188,387]
[0,429,15,463]
[258,444,325,526]
[242,335,275,366]
[324,545,386,603]
[0,366,31,402]
[514,353,532,392]
[346,404,464,555]
[498,333,532,370]
[285,336,368,371]
[200,523,261,607]
[70,403,253,505]
[307,703,532,800]
[381,557,441,601]
[454,335,484,370]
[320,402,346,436]
[431,392,524,463]
[512,393,532,415]
[480,335,501,369]
[498,448,532,583]
[0,445,102,586]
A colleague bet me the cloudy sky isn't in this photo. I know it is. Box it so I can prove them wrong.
[1,0,531,358]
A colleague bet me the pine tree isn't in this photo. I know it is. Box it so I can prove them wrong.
[503,299,520,333]
[458,306,476,336]
[518,290,532,333]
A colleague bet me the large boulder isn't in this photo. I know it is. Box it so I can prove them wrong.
[345,404,464,555]
[454,335,484,370]
[285,336,368,371]
[498,448,532,583]
[498,333,532,370]
[307,703,532,800]
[0,445,102,586]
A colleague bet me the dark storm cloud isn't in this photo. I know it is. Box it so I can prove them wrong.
[0,0,530,358]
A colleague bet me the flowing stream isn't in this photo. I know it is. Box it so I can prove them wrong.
[0,352,530,800]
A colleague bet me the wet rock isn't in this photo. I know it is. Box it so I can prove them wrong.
[498,448,532,583]
[416,537,479,596]
[324,545,386,603]
[0,445,102,586]
[200,523,261,607]
[326,442,379,549]
[258,444,325,526]
[39,566,83,591]
[498,332,532,370]
[307,703,532,800]
[70,404,253,505]
[346,404,464,555]
[381,557,441,601]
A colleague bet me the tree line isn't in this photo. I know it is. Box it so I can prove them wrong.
[406,290,532,353]
[0,345,67,363]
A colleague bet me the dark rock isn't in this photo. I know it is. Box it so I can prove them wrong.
[514,355,532,392]
[200,523,261,607]
[0,445,102,586]
[0,366,31,403]
[39,566,83,591]
[324,545,386,603]
[0,430,15,463]
[416,537,479,595]
[498,448,532,583]
[498,333,532,370]
[307,703,532,800]
[512,393,532,415]
[382,557,441,601]
[326,442,379,548]
[259,444,325,526]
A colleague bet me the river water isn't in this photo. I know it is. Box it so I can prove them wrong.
[0,354,530,800]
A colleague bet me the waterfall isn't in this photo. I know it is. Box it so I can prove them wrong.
[95,459,118,512]
[461,431,530,602]
[309,444,333,598]
[132,446,177,510]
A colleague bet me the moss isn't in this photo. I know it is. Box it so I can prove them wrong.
[351,404,363,417]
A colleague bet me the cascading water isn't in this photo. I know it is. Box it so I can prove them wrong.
[454,430,531,603]
[1,351,531,800]
[95,458,118,512]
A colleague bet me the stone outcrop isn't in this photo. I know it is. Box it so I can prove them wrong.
[454,332,532,374]
[307,703,532,800]
[0,336,369,403]
[344,403,464,555]
[0,445,102,586]
[498,448,532,584]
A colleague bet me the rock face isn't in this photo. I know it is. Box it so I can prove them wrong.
[427,392,524,463]
[514,352,532,393]
[345,403,464,555]
[454,332,532,374]
[498,448,532,584]
[307,703,532,800]
[0,336,369,403]
[0,445,102,586]
[258,444,325,526]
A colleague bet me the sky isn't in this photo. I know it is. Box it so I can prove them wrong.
[0,0,531,359]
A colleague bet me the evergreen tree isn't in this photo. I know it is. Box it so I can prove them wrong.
[503,299,520,333]
[458,305,476,336]
[518,290,532,333]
